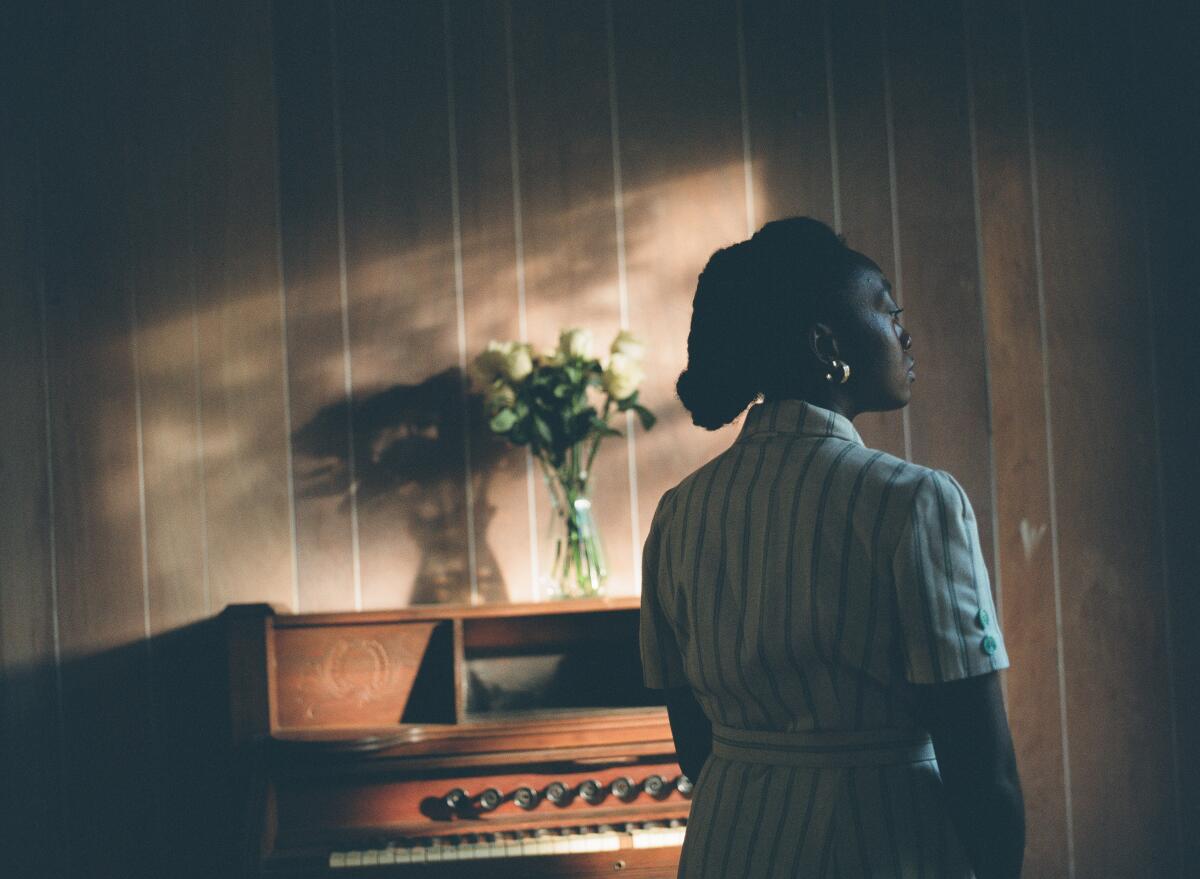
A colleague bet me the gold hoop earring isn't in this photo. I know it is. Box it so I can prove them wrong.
[824,360,850,384]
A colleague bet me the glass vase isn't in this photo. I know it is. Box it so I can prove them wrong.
[537,460,608,599]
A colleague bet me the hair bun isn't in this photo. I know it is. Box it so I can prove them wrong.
[675,365,757,430]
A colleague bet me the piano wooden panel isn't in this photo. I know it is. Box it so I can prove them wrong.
[273,622,438,729]
[225,598,689,877]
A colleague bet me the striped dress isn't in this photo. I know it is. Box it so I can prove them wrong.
[639,398,1009,878]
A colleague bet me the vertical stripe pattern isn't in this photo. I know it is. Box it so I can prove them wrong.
[640,398,1007,876]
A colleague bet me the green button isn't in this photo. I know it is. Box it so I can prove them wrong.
[981,635,998,656]
[976,608,990,629]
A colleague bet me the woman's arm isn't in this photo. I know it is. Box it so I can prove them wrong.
[910,671,1025,879]
[664,685,711,782]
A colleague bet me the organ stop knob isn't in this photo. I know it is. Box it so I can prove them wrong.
[643,774,668,799]
[578,778,605,804]
[610,776,637,802]
[513,786,538,810]
[675,775,694,798]
[476,788,502,812]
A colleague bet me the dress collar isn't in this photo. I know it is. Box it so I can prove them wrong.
[734,398,865,447]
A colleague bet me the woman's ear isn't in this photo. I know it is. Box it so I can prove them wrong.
[807,322,842,364]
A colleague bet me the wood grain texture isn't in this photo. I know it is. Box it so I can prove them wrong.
[964,0,1070,872]
[38,3,158,875]
[1135,1,1200,869]
[826,0,907,457]
[273,0,356,613]
[0,1,1189,875]
[1028,2,1177,875]
[510,0,636,597]
[451,0,533,605]
[126,0,210,633]
[742,0,836,227]
[885,0,996,575]
[190,0,296,612]
[610,0,750,541]
[0,7,64,876]
[338,0,472,608]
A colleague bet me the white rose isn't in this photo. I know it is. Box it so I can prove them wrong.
[610,329,646,362]
[558,327,594,360]
[602,352,644,400]
[501,343,533,382]
[470,342,510,392]
[486,382,517,412]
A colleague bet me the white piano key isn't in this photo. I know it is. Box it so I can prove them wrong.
[408,846,426,864]
[424,846,443,862]
[378,849,396,865]
[362,850,379,865]
[630,827,688,849]
[344,851,364,866]
[484,840,505,858]
[329,852,347,868]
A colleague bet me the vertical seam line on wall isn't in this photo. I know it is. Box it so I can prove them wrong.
[1020,3,1075,873]
[120,25,153,644]
[34,134,67,779]
[735,0,755,236]
[329,0,363,611]
[442,0,479,604]
[823,0,842,232]
[878,0,912,463]
[183,113,211,616]
[960,0,1006,706]
[130,245,152,641]
[605,0,642,587]
[1132,24,1184,867]
[120,5,162,829]
[503,1,540,601]
[268,0,302,613]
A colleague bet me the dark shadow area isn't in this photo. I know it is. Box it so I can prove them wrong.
[292,367,512,604]
[1,618,246,879]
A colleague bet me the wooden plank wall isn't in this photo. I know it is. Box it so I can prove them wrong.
[0,0,1190,876]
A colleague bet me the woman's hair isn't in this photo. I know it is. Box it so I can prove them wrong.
[675,217,860,430]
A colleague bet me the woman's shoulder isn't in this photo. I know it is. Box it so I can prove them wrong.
[852,446,974,510]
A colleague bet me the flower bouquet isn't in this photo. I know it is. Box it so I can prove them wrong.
[470,328,656,598]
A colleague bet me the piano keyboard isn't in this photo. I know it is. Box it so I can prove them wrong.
[329,820,688,868]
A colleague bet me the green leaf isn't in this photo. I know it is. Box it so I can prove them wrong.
[533,414,555,446]
[489,409,518,433]
[634,404,656,431]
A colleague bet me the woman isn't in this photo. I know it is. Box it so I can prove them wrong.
[639,218,1024,878]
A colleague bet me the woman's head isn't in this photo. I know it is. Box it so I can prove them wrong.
[675,217,913,430]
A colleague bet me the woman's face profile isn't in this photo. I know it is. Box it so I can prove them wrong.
[834,253,914,413]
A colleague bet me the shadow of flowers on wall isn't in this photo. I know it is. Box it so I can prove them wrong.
[292,367,512,604]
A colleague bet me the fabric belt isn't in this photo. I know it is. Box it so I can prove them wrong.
[710,724,935,768]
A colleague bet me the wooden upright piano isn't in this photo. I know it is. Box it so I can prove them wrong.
[224,597,691,877]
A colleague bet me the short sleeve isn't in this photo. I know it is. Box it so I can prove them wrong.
[639,490,688,690]
[892,470,1009,684]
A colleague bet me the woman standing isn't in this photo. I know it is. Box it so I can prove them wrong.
[640,218,1024,878]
